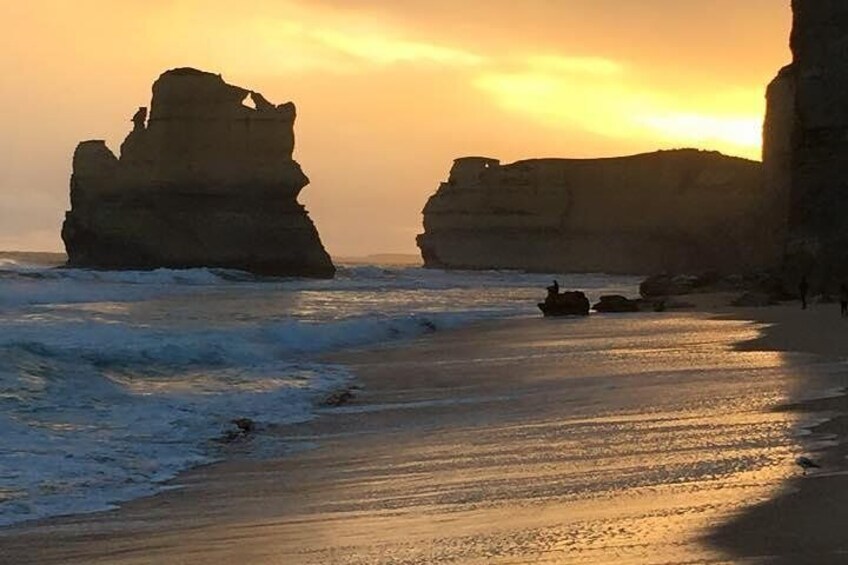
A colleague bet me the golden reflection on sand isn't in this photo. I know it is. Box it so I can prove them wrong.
[0,313,836,564]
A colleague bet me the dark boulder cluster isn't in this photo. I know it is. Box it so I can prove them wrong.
[538,290,591,317]
[324,388,356,407]
[538,291,669,317]
[592,295,641,313]
[639,272,789,301]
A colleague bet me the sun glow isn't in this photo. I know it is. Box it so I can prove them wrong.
[0,0,788,253]
[638,113,763,154]
[475,56,764,160]
[310,29,485,67]
[144,5,765,160]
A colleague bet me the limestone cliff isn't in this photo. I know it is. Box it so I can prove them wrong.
[764,1,848,290]
[62,68,335,277]
[417,150,780,274]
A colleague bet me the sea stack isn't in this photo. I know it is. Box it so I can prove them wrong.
[62,68,335,278]
[763,1,848,290]
[417,150,780,274]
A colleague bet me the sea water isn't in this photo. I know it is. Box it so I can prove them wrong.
[0,256,639,527]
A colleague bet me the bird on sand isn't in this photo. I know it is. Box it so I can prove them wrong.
[795,456,821,475]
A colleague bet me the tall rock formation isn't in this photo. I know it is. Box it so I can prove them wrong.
[417,150,780,275]
[764,1,848,290]
[62,68,335,277]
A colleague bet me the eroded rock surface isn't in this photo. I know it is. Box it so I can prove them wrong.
[538,290,590,317]
[62,68,334,277]
[592,295,640,313]
[764,1,848,291]
[417,150,781,274]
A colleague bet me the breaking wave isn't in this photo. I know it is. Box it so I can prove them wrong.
[0,258,639,526]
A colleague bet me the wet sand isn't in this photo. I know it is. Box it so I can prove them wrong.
[710,300,848,564]
[1,299,846,564]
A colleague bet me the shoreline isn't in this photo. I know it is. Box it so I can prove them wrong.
[705,299,848,563]
[1,297,846,563]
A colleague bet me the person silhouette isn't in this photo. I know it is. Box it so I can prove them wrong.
[546,279,560,300]
[840,282,848,318]
[799,276,809,310]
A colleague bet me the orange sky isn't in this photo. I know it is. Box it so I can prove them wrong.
[0,1,791,255]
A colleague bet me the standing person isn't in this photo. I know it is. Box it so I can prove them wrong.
[546,279,560,300]
[840,283,848,318]
[799,276,809,310]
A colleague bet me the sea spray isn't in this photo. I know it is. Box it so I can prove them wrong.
[0,258,639,526]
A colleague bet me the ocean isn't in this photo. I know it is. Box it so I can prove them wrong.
[0,255,640,527]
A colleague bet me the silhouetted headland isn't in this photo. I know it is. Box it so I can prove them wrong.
[62,67,334,278]
[417,149,783,275]
[709,3,848,560]
[764,1,848,296]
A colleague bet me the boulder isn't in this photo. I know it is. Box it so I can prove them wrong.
[538,290,590,317]
[639,274,698,297]
[231,417,255,434]
[592,295,640,313]
[219,417,256,443]
[62,68,335,278]
[324,389,355,407]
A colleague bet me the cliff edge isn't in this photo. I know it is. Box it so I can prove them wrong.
[764,1,848,290]
[417,150,781,275]
[62,68,335,278]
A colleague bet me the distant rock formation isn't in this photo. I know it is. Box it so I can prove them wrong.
[62,68,335,277]
[764,1,848,291]
[417,150,781,274]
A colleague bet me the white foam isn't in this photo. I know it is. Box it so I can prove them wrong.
[0,264,640,526]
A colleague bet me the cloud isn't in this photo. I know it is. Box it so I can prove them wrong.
[138,2,484,76]
[525,55,623,76]
[309,29,485,67]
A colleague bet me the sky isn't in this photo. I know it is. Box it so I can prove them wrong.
[0,1,791,256]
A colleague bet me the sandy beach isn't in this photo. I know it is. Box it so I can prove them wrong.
[710,301,848,564]
[1,297,847,564]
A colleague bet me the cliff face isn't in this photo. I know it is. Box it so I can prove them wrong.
[62,68,335,277]
[417,150,780,274]
[764,1,848,288]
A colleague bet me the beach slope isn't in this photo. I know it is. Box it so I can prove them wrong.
[1,306,845,564]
